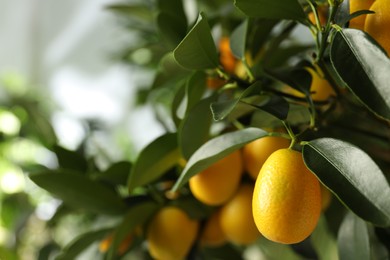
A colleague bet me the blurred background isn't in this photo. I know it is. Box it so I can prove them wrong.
[0,0,167,259]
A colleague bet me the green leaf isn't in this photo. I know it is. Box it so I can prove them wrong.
[53,145,88,173]
[157,0,187,24]
[172,128,268,191]
[128,133,180,192]
[184,71,207,115]
[173,13,219,70]
[157,12,187,48]
[171,81,186,127]
[230,19,249,59]
[330,29,390,121]
[152,52,190,90]
[303,138,390,227]
[30,171,127,215]
[56,228,112,260]
[105,4,153,21]
[106,201,159,260]
[234,0,305,21]
[179,96,215,160]
[243,95,289,120]
[338,212,370,260]
[256,236,302,260]
[266,66,312,95]
[311,216,338,260]
[211,81,262,121]
[341,10,375,27]
[95,161,131,186]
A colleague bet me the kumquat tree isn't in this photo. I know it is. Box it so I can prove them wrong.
[5,0,390,259]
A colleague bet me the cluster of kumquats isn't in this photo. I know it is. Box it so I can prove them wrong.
[96,0,390,258]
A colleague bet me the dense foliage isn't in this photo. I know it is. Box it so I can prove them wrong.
[1,0,390,259]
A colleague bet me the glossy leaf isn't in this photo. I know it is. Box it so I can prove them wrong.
[303,138,390,227]
[172,128,268,191]
[56,228,112,260]
[30,171,127,215]
[338,212,370,260]
[330,29,390,121]
[173,13,219,70]
[106,201,159,260]
[128,133,180,192]
[234,0,305,21]
[179,96,215,160]
[230,19,248,59]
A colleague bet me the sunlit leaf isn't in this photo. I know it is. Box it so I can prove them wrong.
[173,13,219,70]
[234,0,305,21]
[330,29,390,121]
[172,128,268,191]
[30,171,127,215]
[338,212,370,260]
[128,133,180,192]
[303,138,390,227]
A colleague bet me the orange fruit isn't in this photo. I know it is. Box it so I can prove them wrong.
[242,136,290,180]
[206,76,226,90]
[99,233,133,255]
[220,184,261,245]
[365,0,390,54]
[189,150,243,206]
[200,209,226,247]
[308,6,328,26]
[252,148,321,244]
[349,0,375,30]
[147,206,199,260]
[219,37,238,74]
[284,67,335,102]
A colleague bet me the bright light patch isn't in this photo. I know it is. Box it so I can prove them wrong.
[0,169,25,194]
[35,199,61,221]
[0,111,21,135]
[0,226,8,245]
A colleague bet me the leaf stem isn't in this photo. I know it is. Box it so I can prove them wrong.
[282,121,297,149]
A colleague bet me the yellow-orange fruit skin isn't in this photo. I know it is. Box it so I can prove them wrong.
[189,150,243,206]
[252,149,321,244]
[365,0,390,55]
[242,136,290,180]
[220,184,261,245]
[200,210,226,247]
[349,0,375,30]
[219,37,238,74]
[147,207,199,260]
